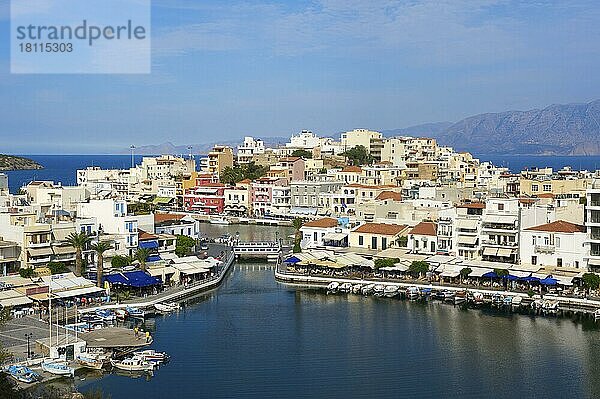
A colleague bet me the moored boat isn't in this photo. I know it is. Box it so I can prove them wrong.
[406,286,420,299]
[133,350,169,363]
[443,290,455,302]
[76,354,105,370]
[41,360,75,377]
[361,284,375,295]
[339,282,353,293]
[511,296,523,309]
[594,309,600,321]
[210,217,230,225]
[95,309,116,322]
[110,357,155,372]
[373,284,385,297]
[491,294,504,305]
[351,284,362,294]
[384,285,398,298]
[472,292,485,306]
[503,296,513,306]
[454,291,467,305]
[4,365,40,383]
[542,300,559,315]
[126,306,145,319]
[327,281,339,293]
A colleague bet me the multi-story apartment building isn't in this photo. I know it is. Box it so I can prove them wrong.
[291,176,343,215]
[0,238,20,275]
[204,146,234,177]
[340,129,382,153]
[480,199,519,264]
[585,186,600,271]
[521,220,587,269]
[251,177,288,217]
[237,136,265,164]
[183,183,226,214]
[223,187,250,216]
[453,202,485,260]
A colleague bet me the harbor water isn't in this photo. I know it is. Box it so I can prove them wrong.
[78,264,600,398]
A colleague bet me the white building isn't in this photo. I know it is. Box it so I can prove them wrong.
[520,220,587,269]
[237,136,265,164]
[408,221,437,255]
[340,129,382,153]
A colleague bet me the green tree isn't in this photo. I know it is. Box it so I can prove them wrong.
[90,241,113,288]
[47,261,68,275]
[176,235,196,256]
[135,247,151,271]
[397,236,408,247]
[374,258,400,270]
[66,232,92,277]
[408,260,429,278]
[19,267,35,278]
[291,149,312,159]
[111,255,133,269]
[494,268,509,277]
[292,217,303,253]
[220,162,269,185]
[342,145,373,166]
[582,273,600,292]
[460,267,472,284]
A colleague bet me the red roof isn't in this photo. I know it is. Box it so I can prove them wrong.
[138,229,159,240]
[457,202,486,209]
[375,191,402,201]
[154,213,184,224]
[302,218,338,228]
[341,166,362,173]
[409,222,437,236]
[353,223,407,236]
[526,220,586,234]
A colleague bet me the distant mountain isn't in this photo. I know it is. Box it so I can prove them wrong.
[381,122,453,138]
[433,100,600,155]
[0,154,43,171]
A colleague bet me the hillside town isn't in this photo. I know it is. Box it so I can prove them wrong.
[0,128,600,314]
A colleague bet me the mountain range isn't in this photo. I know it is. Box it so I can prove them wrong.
[126,99,600,156]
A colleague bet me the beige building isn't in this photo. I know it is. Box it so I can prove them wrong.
[519,177,590,198]
[205,146,234,177]
[340,129,382,153]
[349,222,409,251]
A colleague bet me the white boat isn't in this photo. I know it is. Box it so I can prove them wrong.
[95,309,116,322]
[472,292,485,306]
[503,296,513,306]
[511,296,523,309]
[384,285,398,298]
[351,284,362,294]
[115,309,127,319]
[41,360,75,377]
[406,286,420,299]
[361,284,375,295]
[339,282,353,293]
[492,294,504,305]
[110,357,155,372]
[373,284,385,297]
[327,282,339,293]
[154,302,180,313]
[210,217,230,225]
[542,300,559,315]
[133,350,169,363]
[454,291,467,305]
[76,354,105,370]
[4,365,40,383]
[126,306,145,319]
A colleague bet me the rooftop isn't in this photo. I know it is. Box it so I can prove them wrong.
[303,217,338,228]
[375,191,402,202]
[409,221,437,237]
[353,223,407,236]
[525,220,586,234]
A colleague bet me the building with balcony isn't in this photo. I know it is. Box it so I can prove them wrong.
[203,145,234,177]
[349,223,409,251]
[480,199,519,264]
[237,136,265,164]
[585,187,600,271]
[183,183,226,214]
[0,239,20,275]
[453,202,485,260]
[521,220,587,269]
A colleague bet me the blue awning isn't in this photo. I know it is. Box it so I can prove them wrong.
[139,240,159,249]
[285,256,301,264]
[482,271,498,278]
[104,271,161,288]
[503,274,519,281]
[519,276,540,282]
[540,277,558,286]
[147,255,161,262]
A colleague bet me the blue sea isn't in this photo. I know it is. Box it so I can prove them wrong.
[3,154,600,194]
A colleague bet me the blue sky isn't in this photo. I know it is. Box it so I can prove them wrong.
[1,0,599,154]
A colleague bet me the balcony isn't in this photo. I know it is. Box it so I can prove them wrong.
[534,245,555,254]
[481,240,518,247]
[28,242,51,248]
[29,256,52,264]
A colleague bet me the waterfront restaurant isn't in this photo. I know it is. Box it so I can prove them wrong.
[104,271,162,297]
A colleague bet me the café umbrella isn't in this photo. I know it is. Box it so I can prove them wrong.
[540,277,558,286]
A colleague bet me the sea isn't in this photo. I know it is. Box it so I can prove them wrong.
[3,154,600,194]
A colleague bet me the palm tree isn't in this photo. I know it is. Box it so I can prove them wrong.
[66,232,92,277]
[90,241,113,288]
[135,248,151,271]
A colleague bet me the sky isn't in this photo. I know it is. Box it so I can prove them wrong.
[0,0,599,154]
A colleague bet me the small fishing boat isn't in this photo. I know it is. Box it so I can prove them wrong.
[373,284,385,297]
[454,291,467,305]
[115,309,127,319]
[384,285,398,298]
[351,284,363,294]
[110,357,155,372]
[542,300,559,315]
[95,309,116,322]
[41,360,75,377]
[406,286,420,299]
[511,296,523,309]
[4,365,40,383]
[339,282,353,293]
[327,281,339,293]
[491,294,504,305]
[361,284,375,295]
[76,354,105,370]
[126,306,145,319]
[434,290,446,300]
[133,350,170,363]
[443,291,455,302]
[503,296,513,306]
[472,292,485,306]
[154,303,179,313]
[210,217,230,225]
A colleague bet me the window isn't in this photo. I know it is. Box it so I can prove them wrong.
[532,185,539,192]
[555,237,560,248]
[557,258,563,267]
[532,256,537,265]
[371,236,377,250]
[543,184,551,192]
[498,203,504,211]
[358,236,364,246]
[314,232,318,241]
[382,237,387,250]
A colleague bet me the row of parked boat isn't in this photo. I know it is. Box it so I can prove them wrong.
[326,281,565,315]
[3,349,170,384]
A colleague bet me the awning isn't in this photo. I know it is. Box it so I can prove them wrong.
[322,233,348,242]
[147,255,161,262]
[0,289,33,307]
[458,236,478,245]
[554,276,574,286]
[29,293,51,301]
[54,286,104,298]
[104,271,161,288]
[52,228,74,242]
[52,246,76,255]
[497,248,515,257]
[27,247,53,257]
[147,266,177,277]
[139,240,159,249]
[456,219,479,230]
[482,247,498,256]
[153,197,174,205]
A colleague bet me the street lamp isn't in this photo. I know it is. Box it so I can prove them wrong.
[24,332,32,358]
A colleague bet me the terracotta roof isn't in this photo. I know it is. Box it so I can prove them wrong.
[138,229,159,240]
[535,193,555,198]
[279,157,302,162]
[238,179,251,184]
[341,166,362,173]
[457,202,485,209]
[409,221,437,236]
[346,184,398,189]
[154,213,184,223]
[375,191,402,202]
[302,217,338,228]
[526,220,586,234]
[353,223,407,236]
